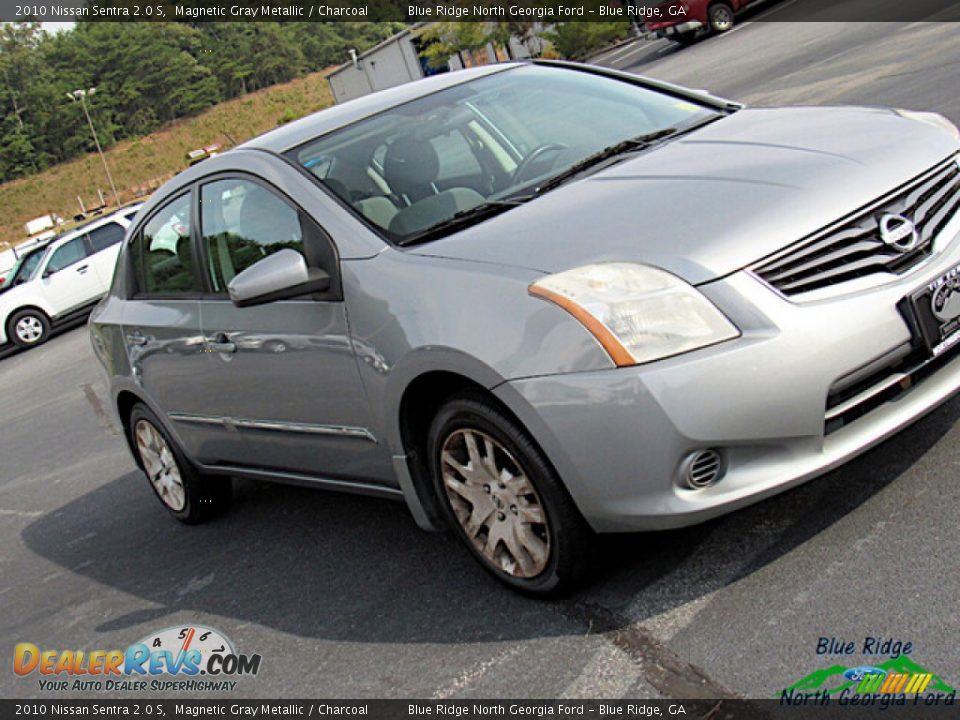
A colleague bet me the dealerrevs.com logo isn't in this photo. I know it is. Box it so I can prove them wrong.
[14,625,262,693]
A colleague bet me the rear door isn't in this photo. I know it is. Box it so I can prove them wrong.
[39,236,102,315]
[85,220,127,291]
[196,174,390,483]
[120,191,231,462]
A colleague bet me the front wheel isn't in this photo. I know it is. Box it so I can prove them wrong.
[428,393,594,595]
[708,2,735,33]
[129,403,231,524]
[8,308,51,348]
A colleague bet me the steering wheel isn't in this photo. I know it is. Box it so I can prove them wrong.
[513,143,568,185]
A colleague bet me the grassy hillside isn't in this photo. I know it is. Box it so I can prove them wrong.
[0,70,335,250]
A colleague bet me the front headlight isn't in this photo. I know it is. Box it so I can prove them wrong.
[895,110,960,142]
[529,263,739,366]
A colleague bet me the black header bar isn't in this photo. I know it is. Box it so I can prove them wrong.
[2,0,960,23]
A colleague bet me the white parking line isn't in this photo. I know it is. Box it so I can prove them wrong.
[605,40,646,63]
[612,42,652,67]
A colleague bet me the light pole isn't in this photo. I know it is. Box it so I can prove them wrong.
[67,88,120,207]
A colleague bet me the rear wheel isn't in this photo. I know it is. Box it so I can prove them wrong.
[8,308,50,348]
[129,403,231,524]
[428,392,594,595]
[708,2,735,33]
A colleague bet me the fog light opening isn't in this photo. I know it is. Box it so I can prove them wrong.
[681,449,724,489]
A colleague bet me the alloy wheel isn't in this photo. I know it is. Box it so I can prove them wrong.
[711,5,735,31]
[15,316,44,344]
[440,428,551,578]
[134,419,186,511]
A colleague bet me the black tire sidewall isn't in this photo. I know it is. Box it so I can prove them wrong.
[8,309,50,348]
[709,3,735,32]
[128,403,228,524]
[428,394,589,595]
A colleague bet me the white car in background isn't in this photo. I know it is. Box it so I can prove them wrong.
[0,205,141,348]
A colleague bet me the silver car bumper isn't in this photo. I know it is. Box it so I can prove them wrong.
[656,21,704,38]
[498,217,960,533]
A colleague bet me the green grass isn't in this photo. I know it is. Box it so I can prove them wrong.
[0,70,335,250]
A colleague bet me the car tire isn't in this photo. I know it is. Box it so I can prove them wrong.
[128,403,231,524]
[428,391,594,595]
[708,2,736,33]
[8,308,51,348]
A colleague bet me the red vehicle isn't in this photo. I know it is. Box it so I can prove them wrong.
[646,0,763,44]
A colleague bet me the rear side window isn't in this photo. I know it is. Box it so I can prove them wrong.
[46,237,89,274]
[87,222,125,253]
[200,178,304,294]
[131,194,200,296]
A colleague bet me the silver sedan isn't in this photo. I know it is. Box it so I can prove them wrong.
[90,61,960,593]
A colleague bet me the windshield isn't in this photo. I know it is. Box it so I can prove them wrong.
[290,65,719,244]
[1,246,47,288]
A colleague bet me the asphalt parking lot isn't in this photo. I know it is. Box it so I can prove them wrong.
[3,20,960,701]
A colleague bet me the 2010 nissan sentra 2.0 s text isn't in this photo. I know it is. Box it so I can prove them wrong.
[89,61,960,594]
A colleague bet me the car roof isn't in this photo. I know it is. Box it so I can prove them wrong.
[43,206,134,249]
[243,63,518,154]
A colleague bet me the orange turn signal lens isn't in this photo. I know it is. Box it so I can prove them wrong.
[528,284,636,367]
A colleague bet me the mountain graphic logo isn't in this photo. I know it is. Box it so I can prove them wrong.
[783,656,955,696]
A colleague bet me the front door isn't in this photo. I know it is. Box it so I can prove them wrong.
[196,176,391,483]
[40,236,103,315]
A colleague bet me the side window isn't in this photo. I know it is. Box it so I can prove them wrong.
[430,130,482,182]
[87,222,126,253]
[46,237,89,274]
[200,178,304,294]
[132,194,199,296]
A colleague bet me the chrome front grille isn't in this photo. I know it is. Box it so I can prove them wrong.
[754,158,960,297]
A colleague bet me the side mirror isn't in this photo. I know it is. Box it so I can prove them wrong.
[42,268,56,279]
[227,248,330,308]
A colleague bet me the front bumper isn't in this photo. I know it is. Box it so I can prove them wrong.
[653,21,704,38]
[497,214,960,533]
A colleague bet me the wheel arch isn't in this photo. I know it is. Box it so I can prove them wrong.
[5,305,52,344]
[707,0,736,26]
[6,304,51,327]
[394,369,495,530]
[115,389,148,470]
[393,365,581,534]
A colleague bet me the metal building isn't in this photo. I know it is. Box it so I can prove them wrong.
[327,24,536,104]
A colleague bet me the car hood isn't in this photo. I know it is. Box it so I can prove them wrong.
[409,106,960,284]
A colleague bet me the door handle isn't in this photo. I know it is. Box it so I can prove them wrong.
[208,332,236,354]
[76,264,89,274]
[126,330,148,346]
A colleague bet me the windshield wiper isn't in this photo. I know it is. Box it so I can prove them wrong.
[396,196,534,247]
[534,128,679,195]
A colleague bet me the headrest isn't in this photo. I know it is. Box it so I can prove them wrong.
[382,135,439,197]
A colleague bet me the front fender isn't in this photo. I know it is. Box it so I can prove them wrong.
[343,250,614,452]
[0,291,56,343]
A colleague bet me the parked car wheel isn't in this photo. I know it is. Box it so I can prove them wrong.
[129,403,231,524]
[709,2,736,32]
[428,393,594,595]
[8,308,51,348]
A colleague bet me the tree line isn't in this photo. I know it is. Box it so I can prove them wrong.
[0,18,632,186]
[0,21,404,184]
